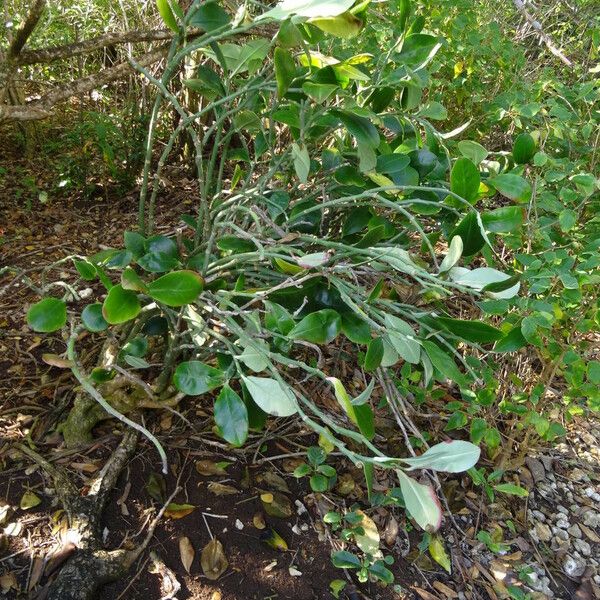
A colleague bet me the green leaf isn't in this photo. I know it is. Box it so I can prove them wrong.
[433,317,504,344]
[216,236,255,253]
[368,560,394,584]
[558,209,577,232]
[293,463,312,478]
[310,474,329,491]
[102,285,141,324]
[494,483,529,497]
[27,298,67,332]
[302,82,338,103]
[357,140,377,172]
[439,235,463,273]
[156,0,179,32]
[341,312,371,344]
[397,469,442,531]
[512,133,536,165]
[352,378,375,406]
[274,47,296,98]
[190,1,230,32]
[364,337,384,371]
[587,360,600,384]
[376,153,411,184]
[241,375,297,417]
[214,385,248,447]
[264,301,295,335]
[73,259,97,280]
[309,12,364,38]
[328,377,375,439]
[450,158,480,204]
[292,142,310,183]
[121,267,148,292]
[331,109,380,148]
[330,579,347,599]
[81,303,108,332]
[184,65,225,99]
[124,231,146,258]
[488,174,531,203]
[429,535,451,573]
[421,340,468,387]
[331,550,361,569]
[401,440,480,473]
[239,340,270,373]
[418,101,447,120]
[445,411,467,431]
[138,235,179,272]
[449,267,520,299]
[289,309,342,344]
[258,0,355,21]
[470,418,487,444]
[384,314,420,364]
[482,206,524,233]
[398,0,411,31]
[173,361,225,395]
[450,212,485,256]
[457,140,488,165]
[147,270,204,306]
[397,33,441,69]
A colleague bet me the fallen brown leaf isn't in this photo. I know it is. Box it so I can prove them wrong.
[196,460,230,476]
[433,581,458,599]
[201,538,228,580]
[179,537,194,574]
[207,482,239,496]
[412,586,440,600]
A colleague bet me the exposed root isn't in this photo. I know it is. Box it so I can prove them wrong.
[17,428,181,600]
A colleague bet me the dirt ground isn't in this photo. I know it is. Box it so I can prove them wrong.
[1,132,599,600]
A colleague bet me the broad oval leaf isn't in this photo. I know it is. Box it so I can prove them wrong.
[27,298,67,332]
[289,309,342,344]
[257,0,355,21]
[174,361,225,395]
[292,142,310,183]
[242,375,297,417]
[457,140,488,165]
[341,312,371,344]
[156,0,179,32]
[190,1,230,32]
[432,316,504,344]
[449,267,520,299]
[364,337,384,371]
[397,469,442,531]
[102,285,141,324]
[421,340,468,388]
[512,133,536,165]
[331,109,380,148]
[481,206,524,233]
[450,212,485,257]
[400,440,481,473]
[397,33,441,69]
[81,303,109,332]
[274,47,296,98]
[439,235,463,273]
[384,314,420,364]
[328,377,374,439]
[309,12,364,39]
[147,270,204,306]
[488,173,531,203]
[450,157,480,204]
[214,385,249,447]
